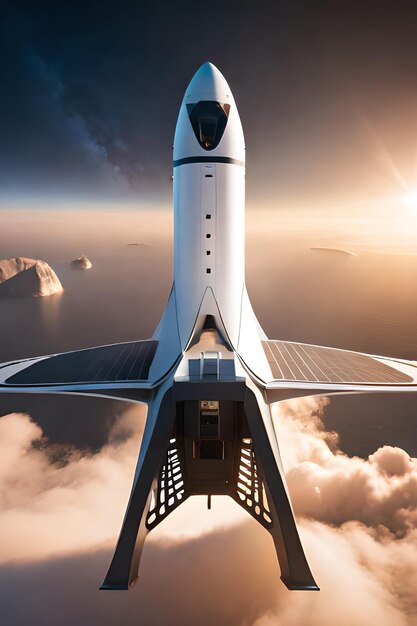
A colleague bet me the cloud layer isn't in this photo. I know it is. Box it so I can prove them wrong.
[0,396,416,625]
[0,407,145,562]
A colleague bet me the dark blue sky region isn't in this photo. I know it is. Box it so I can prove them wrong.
[1,1,417,206]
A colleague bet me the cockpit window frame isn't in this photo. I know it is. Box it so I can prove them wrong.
[186,101,230,151]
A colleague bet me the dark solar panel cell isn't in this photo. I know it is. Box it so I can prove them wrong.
[115,343,140,381]
[7,341,158,385]
[130,344,152,380]
[262,341,413,384]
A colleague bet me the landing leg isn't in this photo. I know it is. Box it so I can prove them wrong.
[243,385,319,590]
[101,384,177,590]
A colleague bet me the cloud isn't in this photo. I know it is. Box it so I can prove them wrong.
[274,398,417,534]
[0,396,416,626]
[0,407,145,562]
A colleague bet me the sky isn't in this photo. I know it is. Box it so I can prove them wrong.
[1,0,417,210]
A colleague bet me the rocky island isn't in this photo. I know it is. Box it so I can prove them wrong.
[0,257,63,297]
[71,255,92,270]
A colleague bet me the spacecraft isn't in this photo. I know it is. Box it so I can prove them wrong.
[1,63,417,591]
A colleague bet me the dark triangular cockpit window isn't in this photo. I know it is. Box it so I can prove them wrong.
[187,101,230,150]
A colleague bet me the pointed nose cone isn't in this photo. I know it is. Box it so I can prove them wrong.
[184,62,233,103]
[174,62,245,163]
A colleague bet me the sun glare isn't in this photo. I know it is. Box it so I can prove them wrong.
[401,191,417,210]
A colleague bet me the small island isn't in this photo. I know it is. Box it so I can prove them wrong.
[71,255,92,270]
[310,247,356,257]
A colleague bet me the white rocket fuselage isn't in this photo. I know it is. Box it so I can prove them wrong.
[173,63,246,349]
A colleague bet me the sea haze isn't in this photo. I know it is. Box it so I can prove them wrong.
[0,208,416,456]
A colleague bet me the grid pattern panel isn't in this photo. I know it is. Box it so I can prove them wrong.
[146,438,186,530]
[7,340,158,385]
[234,439,272,529]
[263,340,412,384]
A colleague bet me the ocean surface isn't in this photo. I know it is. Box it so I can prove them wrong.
[0,210,417,458]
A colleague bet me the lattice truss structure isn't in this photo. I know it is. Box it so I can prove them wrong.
[146,438,187,530]
[235,438,273,529]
